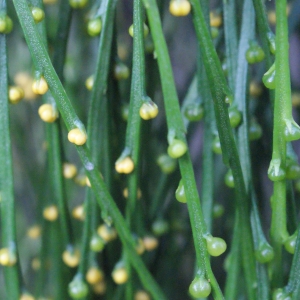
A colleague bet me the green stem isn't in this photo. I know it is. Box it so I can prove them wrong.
[270,0,292,287]
[143,0,223,298]
[223,0,237,91]
[235,2,262,297]
[124,0,147,297]
[0,19,21,300]
[224,213,241,299]
[198,56,215,232]
[198,0,215,233]
[252,0,274,66]
[125,0,146,227]
[286,224,300,296]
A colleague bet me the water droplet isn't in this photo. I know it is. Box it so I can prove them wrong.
[85,162,94,171]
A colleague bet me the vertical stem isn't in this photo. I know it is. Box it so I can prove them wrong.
[0,14,21,299]
[198,0,215,234]
[223,0,237,91]
[270,0,291,287]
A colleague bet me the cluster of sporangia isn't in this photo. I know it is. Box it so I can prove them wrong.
[2,0,299,299]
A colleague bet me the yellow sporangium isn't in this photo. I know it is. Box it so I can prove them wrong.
[9,86,24,104]
[139,101,159,120]
[63,162,77,179]
[115,156,134,174]
[85,75,94,90]
[68,128,87,146]
[128,23,149,38]
[31,7,45,23]
[112,265,128,284]
[97,224,117,242]
[27,225,41,239]
[169,0,191,17]
[19,293,35,300]
[43,205,59,221]
[210,11,222,27]
[32,76,48,95]
[38,104,58,123]
[62,249,80,267]
[122,187,142,199]
[72,205,85,221]
[0,248,17,266]
[93,280,106,295]
[0,15,13,34]
[135,238,145,255]
[142,235,159,251]
[134,290,151,300]
[86,267,105,284]
[14,72,37,100]
[86,176,91,187]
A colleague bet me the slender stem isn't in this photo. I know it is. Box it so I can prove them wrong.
[270,0,292,287]
[223,0,237,91]
[197,0,215,233]
[78,189,93,276]
[143,0,223,298]
[0,10,21,299]
[235,2,261,297]
[124,0,146,297]
[286,224,300,295]
[251,0,274,67]
[224,213,241,299]
[250,193,270,299]
[125,0,145,226]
